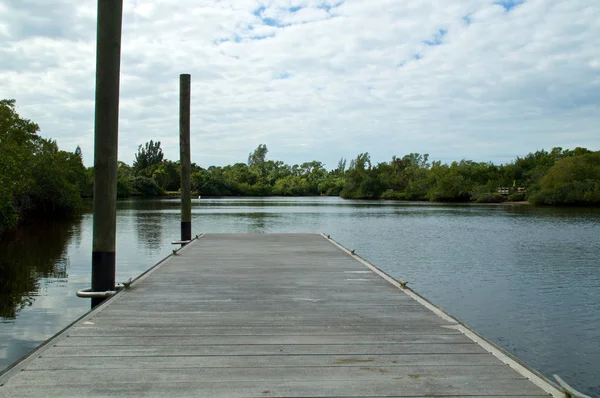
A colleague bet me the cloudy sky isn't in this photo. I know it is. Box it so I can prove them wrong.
[0,0,598,168]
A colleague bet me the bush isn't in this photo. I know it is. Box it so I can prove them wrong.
[507,192,526,202]
[528,152,600,205]
[472,192,505,203]
[0,190,18,233]
[404,180,430,200]
[117,176,133,198]
[380,190,406,200]
[530,180,600,205]
[132,176,162,197]
[318,178,344,196]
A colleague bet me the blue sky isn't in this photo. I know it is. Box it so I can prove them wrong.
[0,0,598,168]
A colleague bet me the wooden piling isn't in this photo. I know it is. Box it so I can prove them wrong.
[179,74,192,242]
[91,0,123,308]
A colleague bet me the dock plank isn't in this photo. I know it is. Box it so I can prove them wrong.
[57,334,470,346]
[0,380,550,398]
[0,233,559,397]
[8,366,530,385]
[45,342,487,357]
[25,354,504,370]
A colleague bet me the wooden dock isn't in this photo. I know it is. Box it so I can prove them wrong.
[0,233,561,397]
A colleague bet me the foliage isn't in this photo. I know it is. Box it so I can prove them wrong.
[127,144,599,205]
[472,192,505,203]
[153,160,180,191]
[26,138,83,214]
[2,96,599,236]
[380,190,406,200]
[133,140,164,176]
[507,192,526,202]
[0,99,37,231]
[248,144,268,168]
[340,153,387,199]
[339,147,598,205]
[132,176,162,197]
[0,100,85,234]
[528,152,600,205]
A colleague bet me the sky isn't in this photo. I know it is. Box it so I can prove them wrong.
[0,0,599,169]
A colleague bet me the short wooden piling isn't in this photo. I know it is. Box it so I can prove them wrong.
[179,74,192,242]
[90,0,123,308]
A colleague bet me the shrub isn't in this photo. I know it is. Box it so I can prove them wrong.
[472,192,505,203]
[507,192,526,202]
[132,176,162,197]
[380,190,406,200]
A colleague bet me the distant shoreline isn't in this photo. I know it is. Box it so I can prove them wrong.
[154,194,532,205]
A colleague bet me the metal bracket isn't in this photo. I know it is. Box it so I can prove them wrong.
[76,278,132,299]
[76,288,117,299]
[553,375,592,398]
[171,240,191,245]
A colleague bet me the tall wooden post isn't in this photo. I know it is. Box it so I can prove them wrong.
[180,74,192,242]
[91,0,123,308]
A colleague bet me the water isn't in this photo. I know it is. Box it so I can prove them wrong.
[1,197,598,395]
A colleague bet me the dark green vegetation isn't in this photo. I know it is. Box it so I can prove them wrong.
[1,98,599,234]
[340,148,599,205]
[1,100,88,234]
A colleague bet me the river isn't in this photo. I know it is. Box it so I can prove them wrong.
[1,197,598,395]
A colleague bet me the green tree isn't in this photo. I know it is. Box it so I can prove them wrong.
[529,151,600,205]
[26,138,83,214]
[132,176,162,197]
[67,146,92,197]
[248,144,269,184]
[265,160,291,186]
[247,144,268,168]
[341,153,386,198]
[117,161,134,197]
[427,163,472,202]
[133,140,164,176]
[0,100,39,231]
[222,163,257,186]
[273,175,311,196]
[336,157,347,175]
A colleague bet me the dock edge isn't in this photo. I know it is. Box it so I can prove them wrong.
[0,234,204,385]
[320,232,564,398]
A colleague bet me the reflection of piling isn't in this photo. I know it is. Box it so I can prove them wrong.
[180,74,192,242]
[91,0,123,308]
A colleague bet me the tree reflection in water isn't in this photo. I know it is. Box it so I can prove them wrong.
[0,216,81,318]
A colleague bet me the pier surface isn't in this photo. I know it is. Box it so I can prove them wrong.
[0,233,558,397]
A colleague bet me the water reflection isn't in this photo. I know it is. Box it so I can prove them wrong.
[0,217,80,319]
[246,212,266,232]
[135,211,164,250]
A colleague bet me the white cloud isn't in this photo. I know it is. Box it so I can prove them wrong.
[0,0,598,168]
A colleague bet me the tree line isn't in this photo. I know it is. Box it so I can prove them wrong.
[1,98,599,234]
[1,100,89,234]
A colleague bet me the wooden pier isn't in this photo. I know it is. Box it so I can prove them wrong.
[0,233,561,397]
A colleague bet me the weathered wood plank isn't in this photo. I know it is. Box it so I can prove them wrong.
[24,354,503,370]
[57,334,470,346]
[6,366,532,385]
[0,379,549,398]
[44,342,487,357]
[67,325,462,336]
[78,319,448,327]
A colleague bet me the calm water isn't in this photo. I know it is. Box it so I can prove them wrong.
[1,197,599,395]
